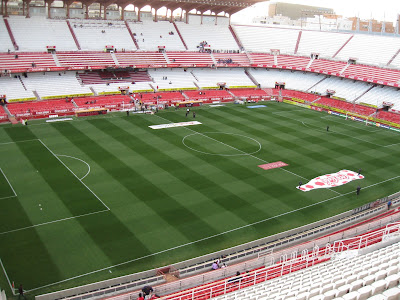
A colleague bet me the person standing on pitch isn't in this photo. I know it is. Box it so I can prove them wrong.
[298,181,302,188]
[356,186,361,195]
[18,284,26,300]
[193,111,196,118]
[326,125,329,132]
[357,169,362,176]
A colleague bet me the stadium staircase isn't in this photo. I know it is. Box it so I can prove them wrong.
[387,47,400,66]
[66,20,81,50]
[209,53,218,65]
[110,52,119,65]
[305,76,327,92]
[3,18,18,51]
[172,22,188,50]
[51,52,61,67]
[162,52,171,64]
[339,63,350,75]
[228,25,244,51]
[353,85,376,102]
[124,21,139,50]
[33,90,41,100]
[294,30,302,54]
[332,35,354,58]
[244,69,260,87]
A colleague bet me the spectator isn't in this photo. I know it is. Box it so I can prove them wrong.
[137,293,144,300]
[141,286,153,297]
[212,261,219,270]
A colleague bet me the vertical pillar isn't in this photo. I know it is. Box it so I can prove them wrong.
[85,4,88,19]
[26,0,30,17]
[154,7,157,21]
[200,12,203,24]
[22,0,25,16]
[104,4,107,20]
[4,0,8,17]
[121,5,124,20]
[169,9,173,22]
[137,8,141,21]
[47,0,52,19]
[66,2,70,18]
[185,10,188,23]
[180,9,183,21]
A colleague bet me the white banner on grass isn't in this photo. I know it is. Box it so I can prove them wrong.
[297,170,364,192]
[149,121,202,130]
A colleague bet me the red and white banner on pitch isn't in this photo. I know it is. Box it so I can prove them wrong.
[297,170,364,192]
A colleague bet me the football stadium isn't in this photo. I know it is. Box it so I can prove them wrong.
[1,0,400,299]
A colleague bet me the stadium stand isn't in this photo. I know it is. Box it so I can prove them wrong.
[115,52,167,67]
[7,99,75,118]
[99,207,400,300]
[248,53,276,65]
[335,34,400,66]
[309,59,347,74]
[315,97,376,116]
[355,85,400,110]
[21,71,93,99]
[276,55,311,69]
[69,19,135,51]
[184,89,233,101]
[230,88,270,100]
[166,52,214,66]
[0,108,8,123]
[127,20,186,51]
[0,75,36,101]
[248,69,324,91]
[56,52,116,68]
[296,30,352,58]
[149,68,197,90]
[0,16,14,52]
[191,68,255,88]
[342,64,400,84]
[7,16,77,51]
[0,53,57,72]
[213,53,251,66]
[176,23,239,52]
[233,25,299,54]
[311,76,372,101]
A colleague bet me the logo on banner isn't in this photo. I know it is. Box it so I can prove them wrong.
[298,170,364,192]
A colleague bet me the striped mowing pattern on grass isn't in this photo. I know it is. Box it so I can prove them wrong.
[0,102,400,296]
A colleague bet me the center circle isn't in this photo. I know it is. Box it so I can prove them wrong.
[182,132,262,156]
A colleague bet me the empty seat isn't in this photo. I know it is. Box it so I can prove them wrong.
[386,265,398,276]
[385,273,400,289]
[323,289,337,300]
[375,269,388,281]
[357,285,372,300]
[341,291,359,300]
[366,295,386,300]
[379,262,390,271]
[321,283,334,294]
[345,275,357,285]
[333,279,346,289]
[382,287,400,300]
[368,266,380,275]
[309,295,324,300]
[349,279,363,292]
[295,292,309,300]
[363,274,375,285]
[371,280,387,295]
[357,271,369,280]
[336,284,351,297]
[308,288,321,298]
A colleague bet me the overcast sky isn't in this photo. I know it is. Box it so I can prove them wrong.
[231,0,400,24]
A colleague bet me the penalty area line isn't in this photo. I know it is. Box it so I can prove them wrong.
[0,257,16,295]
[56,154,91,180]
[0,209,109,235]
[26,173,400,293]
[0,167,17,197]
[38,139,110,211]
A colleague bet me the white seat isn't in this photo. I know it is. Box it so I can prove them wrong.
[345,275,357,285]
[366,295,386,300]
[341,291,359,300]
[382,287,400,300]
[349,279,363,292]
[336,284,351,297]
[333,279,346,289]
[321,283,334,294]
[356,271,369,280]
[309,288,321,298]
[308,295,324,300]
[323,289,337,300]
[371,280,387,295]
[363,274,375,285]
[375,269,388,281]
[388,258,399,267]
[356,285,372,300]
[295,292,309,300]
[368,266,380,275]
[386,265,398,276]
[378,262,390,271]
[385,273,400,289]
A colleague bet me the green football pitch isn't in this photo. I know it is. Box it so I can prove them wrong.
[1,102,400,296]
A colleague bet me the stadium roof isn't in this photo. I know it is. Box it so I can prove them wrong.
[76,0,267,15]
